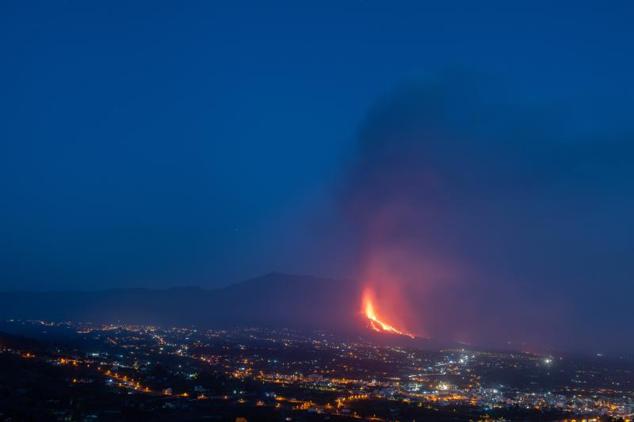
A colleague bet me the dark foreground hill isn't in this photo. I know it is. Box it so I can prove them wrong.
[0,273,361,332]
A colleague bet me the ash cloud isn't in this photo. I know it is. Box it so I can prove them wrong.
[339,73,634,353]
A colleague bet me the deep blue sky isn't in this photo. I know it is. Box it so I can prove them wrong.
[1,0,633,293]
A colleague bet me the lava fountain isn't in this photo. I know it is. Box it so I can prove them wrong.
[361,288,415,338]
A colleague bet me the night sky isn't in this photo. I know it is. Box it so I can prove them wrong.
[2,2,633,350]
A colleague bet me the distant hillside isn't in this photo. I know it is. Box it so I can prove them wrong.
[0,273,362,332]
[0,330,44,351]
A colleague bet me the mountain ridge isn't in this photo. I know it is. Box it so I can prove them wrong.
[0,272,360,332]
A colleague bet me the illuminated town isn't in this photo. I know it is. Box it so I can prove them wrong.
[0,319,632,421]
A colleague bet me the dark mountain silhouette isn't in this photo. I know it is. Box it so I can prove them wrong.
[0,273,361,333]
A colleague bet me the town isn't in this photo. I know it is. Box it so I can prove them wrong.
[0,319,632,421]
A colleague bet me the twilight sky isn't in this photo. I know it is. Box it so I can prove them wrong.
[1,0,633,334]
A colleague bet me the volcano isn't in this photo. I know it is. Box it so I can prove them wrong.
[361,288,415,338]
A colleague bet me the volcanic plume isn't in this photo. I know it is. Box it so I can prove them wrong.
[337,74,634,352]
[361,287,414,338]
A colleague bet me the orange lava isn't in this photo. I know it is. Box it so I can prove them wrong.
[361,288,415,338]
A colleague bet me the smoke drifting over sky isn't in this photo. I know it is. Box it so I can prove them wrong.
[339,74,634,352]
[2,2,634,354]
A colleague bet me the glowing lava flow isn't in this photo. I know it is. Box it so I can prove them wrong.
[362,289,415,339]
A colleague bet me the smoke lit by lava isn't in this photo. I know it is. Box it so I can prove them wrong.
[361,288,415,339]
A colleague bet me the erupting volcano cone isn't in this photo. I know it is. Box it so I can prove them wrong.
[361,288,415,338]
